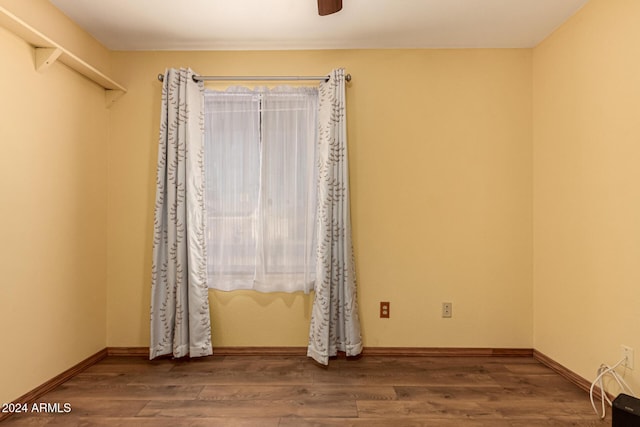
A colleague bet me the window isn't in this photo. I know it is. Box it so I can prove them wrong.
[204,86,318,293]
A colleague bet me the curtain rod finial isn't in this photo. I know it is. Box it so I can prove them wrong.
[158,73,164,82]
[345,74,351,82]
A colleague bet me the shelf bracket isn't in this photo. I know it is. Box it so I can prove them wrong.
[34,47,62,72]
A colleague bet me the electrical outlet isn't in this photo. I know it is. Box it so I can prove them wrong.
[621,345,634,370]
[380,301,390,318]
[442,302,452,318]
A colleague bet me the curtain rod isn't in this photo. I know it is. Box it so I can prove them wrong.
[157,73,351,83]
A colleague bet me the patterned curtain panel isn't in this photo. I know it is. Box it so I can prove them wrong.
[150,68,212,359]
[307,68,363,365]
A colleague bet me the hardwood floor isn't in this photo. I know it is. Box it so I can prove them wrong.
[1,355,611,426]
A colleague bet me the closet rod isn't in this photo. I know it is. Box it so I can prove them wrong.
[157,73,351,83]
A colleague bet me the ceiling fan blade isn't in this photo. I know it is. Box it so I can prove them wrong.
[318,0,342,16]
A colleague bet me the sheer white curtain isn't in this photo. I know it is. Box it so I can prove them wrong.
[204,88,261,290]
[257,88,318,292]
[204,87,318,293]
[150,68,212,359]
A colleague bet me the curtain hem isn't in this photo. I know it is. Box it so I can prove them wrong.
[344,342,363,357]
[307,342,363,366]
[190,345,213,357]
[307,346,329,366]
[149,345,213,360]
[149,345,171,360]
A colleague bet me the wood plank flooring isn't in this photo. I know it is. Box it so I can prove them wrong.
[1,355,611,426]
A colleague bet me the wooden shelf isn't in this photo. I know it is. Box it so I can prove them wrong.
[0,5,126,106]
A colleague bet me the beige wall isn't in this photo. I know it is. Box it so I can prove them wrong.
[533,0,640,391]
[0,25,108,404]
[108,49,533,349]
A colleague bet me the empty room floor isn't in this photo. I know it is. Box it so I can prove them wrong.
[1,355,611,426]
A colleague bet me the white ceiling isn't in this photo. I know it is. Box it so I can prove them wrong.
[49,0,589,51]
